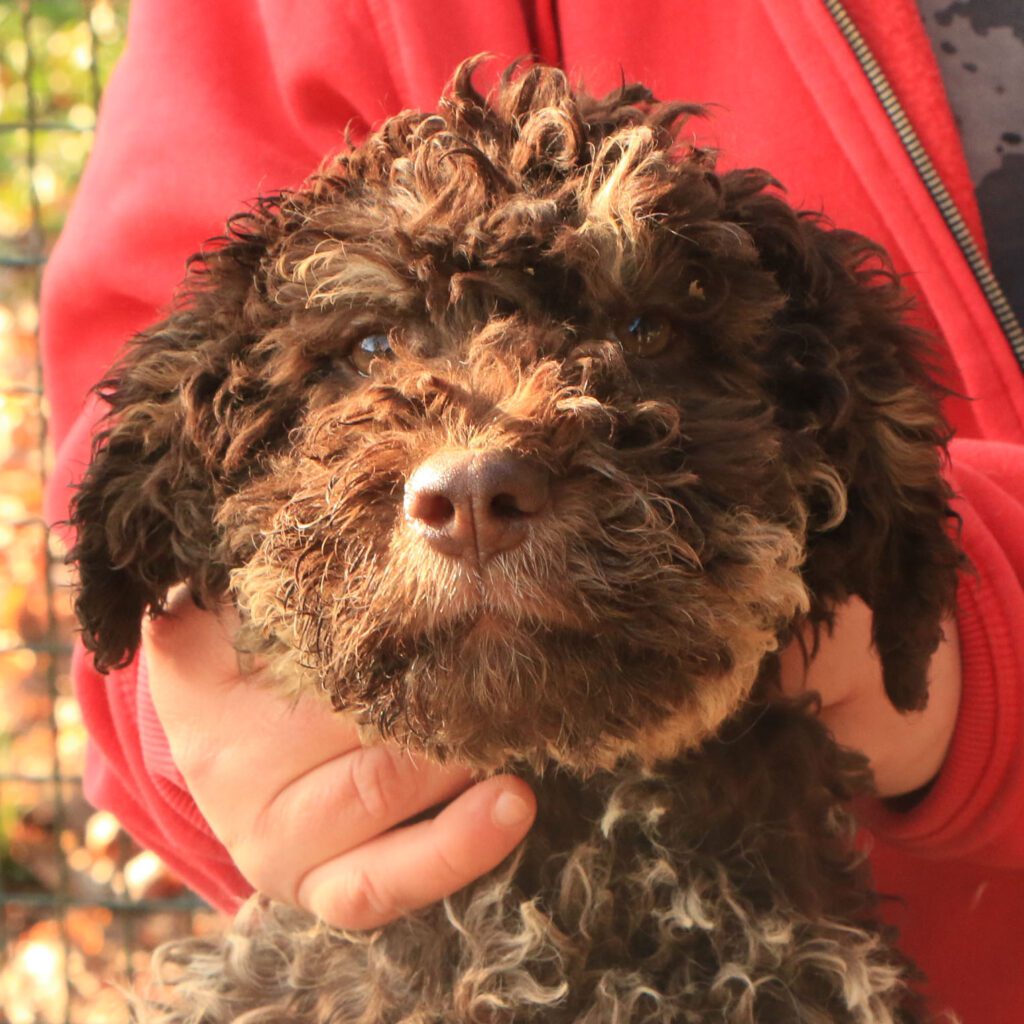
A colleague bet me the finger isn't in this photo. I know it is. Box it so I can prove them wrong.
[818,620,961,798]
[141,593,477,879]
[142,585,243,692]
[143,589,362,767]
[777,597,875,708]
[236,746,474,899]
[297,775,537,930]
[147,655,367,811]
[141,592,366,815]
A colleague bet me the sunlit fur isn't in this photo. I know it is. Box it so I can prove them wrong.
[71,58,961,1021]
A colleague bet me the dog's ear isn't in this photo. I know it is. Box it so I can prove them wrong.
[722,171,962,711]
[69,210,282,671]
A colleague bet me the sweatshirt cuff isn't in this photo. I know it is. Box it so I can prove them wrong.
[75,641,252,911]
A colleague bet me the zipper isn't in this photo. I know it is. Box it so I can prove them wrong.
[823,0,1024,373]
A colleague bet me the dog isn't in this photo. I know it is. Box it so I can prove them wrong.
[71,59,961,1022]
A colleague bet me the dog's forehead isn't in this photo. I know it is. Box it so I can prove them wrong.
[272,113,731,330]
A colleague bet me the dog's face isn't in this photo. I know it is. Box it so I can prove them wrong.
[71,61,959,773]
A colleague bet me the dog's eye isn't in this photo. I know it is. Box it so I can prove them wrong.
[618,315,672,358]
[350,333,393,376]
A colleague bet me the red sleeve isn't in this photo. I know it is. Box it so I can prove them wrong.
[869,438,1024,867]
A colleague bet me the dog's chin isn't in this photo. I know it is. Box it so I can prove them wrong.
[317,614,756,775]
[236,529,799,772]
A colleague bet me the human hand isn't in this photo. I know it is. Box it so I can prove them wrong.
[779,596,962,798]
[142,587,536,929]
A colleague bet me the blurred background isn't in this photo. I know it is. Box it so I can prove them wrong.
[0,3,218,1021]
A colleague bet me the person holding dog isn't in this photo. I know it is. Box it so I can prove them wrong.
[42,2,1024,1020]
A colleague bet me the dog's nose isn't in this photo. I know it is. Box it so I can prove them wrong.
[404,450,550,564]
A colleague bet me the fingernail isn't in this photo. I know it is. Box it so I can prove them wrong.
[492,790,532,828]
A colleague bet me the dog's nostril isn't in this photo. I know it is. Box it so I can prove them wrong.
[490,492,528,520]
[409,492,456,528]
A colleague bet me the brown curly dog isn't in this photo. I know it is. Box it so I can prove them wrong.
[71,58,961,1022]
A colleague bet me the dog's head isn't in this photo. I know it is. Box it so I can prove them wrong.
[71,60,960,772]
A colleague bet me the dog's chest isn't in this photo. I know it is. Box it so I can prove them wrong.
[199,707,916,1023]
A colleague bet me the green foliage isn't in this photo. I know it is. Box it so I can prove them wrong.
[0,1,127,249]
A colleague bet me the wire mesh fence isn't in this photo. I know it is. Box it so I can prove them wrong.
[1,3,219,1020]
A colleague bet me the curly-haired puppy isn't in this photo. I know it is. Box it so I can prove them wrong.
[71,59,961,1023]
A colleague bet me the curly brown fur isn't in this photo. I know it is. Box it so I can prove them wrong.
[140,706,921,1024]
[71,58,962,1021]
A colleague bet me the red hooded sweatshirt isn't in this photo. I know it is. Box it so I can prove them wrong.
[41,1,1024,1020]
